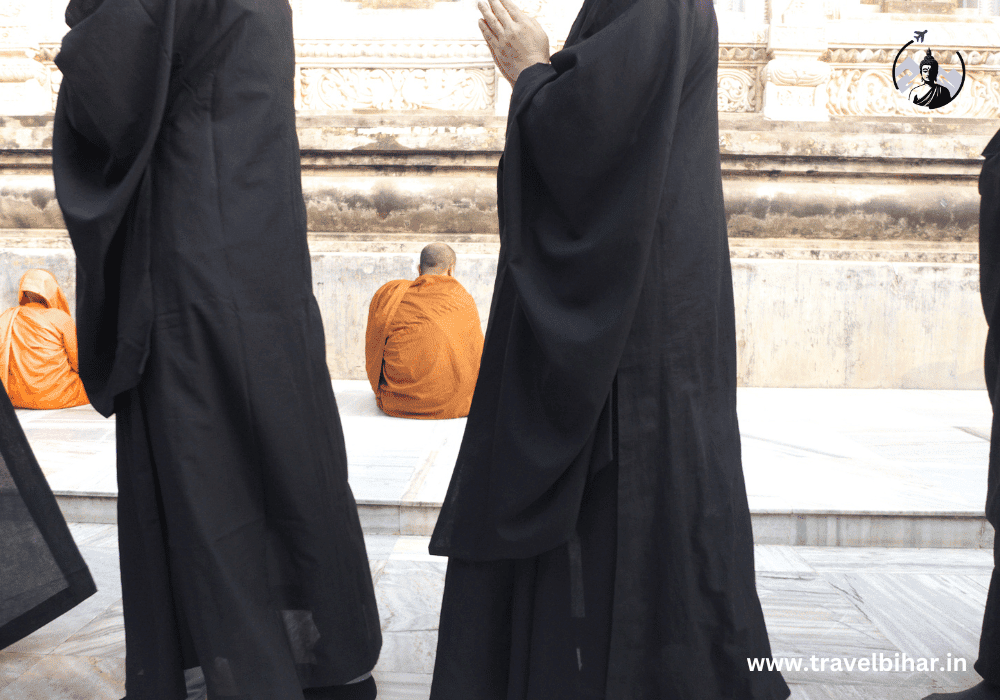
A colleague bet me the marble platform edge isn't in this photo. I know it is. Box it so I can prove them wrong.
[54,494,996,547]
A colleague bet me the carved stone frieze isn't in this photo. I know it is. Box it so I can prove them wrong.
[718,68,764,112]
[719,46,768,62]
[297,66,496,112]
[295,40,493,66]
[826,68,1000,118]
[763,57,831,87]
[0,57,41,84]
[293,40,497,112]
[826,46,1000,67]
[0,2,27,20]
[717,44,767,112]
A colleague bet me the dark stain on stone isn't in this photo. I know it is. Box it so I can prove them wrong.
[28,189,52,212]
[371,188,409,220]
[341,193,371,211]
[19,117,49,128]
[353,134,408,152]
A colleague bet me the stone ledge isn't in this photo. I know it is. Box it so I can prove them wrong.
[52,492,994,548]
[0,230,977,263]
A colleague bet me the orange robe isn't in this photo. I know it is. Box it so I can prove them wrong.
[0,273,89,409]
[366,274,484,419]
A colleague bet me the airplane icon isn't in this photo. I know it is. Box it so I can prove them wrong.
[914,30,927,42]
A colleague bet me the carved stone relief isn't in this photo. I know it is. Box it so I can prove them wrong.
[717,46,767,112]
[299,66,495,111]
[826,67,1000,117]
[295,40,496,112]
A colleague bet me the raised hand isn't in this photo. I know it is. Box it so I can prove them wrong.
[477,0,550,87]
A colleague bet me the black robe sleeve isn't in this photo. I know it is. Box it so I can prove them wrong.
[0,388,96,648]
[53,0,175,416]
[431,0,710,559]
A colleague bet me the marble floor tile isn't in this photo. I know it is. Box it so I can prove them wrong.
[755,545,817,573]
[4,544,121,656]
[373,631,438,676]
[364,534,401,560]
[371,559,389,585]
[18,384,1000,526]
[67,523,118,549]
[787,681,947,700]
[375,560,447,634]
[0,653,42,693]
[0,654,125,700]
[821,573,986,666]
[331,383,383,417]
[373,671,433,700]
[52,601,125,659]
[757,572,898,660]
[389,536,446,562]
[796,547,994,574]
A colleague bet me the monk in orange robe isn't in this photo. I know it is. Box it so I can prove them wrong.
[366,243,484,419]
[0,270,89,409]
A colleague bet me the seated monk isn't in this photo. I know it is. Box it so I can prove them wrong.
[0,270,89,409]
[366,243,485,419]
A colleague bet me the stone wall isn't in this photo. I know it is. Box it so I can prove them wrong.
[0,1,999,388]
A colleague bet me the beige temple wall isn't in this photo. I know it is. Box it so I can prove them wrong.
[0,0,999,388]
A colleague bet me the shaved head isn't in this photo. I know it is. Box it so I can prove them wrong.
[419,242,457,276]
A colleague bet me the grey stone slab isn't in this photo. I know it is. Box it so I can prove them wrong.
[398,506,440,537]
[55,495,117,525]
[750,513,994,549]
[358,504,400,535]
[0,654,125,700]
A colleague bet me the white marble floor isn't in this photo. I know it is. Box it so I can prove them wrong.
[0,524,994,700]
[16,384,994,531]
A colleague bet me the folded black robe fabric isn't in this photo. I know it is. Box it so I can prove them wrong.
[430,0,788,697]
[0,388,96,649]
[53,0,382,697]
[976,128,1000,683]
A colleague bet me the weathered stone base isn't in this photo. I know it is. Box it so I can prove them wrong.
[1,244,984,389]
[0,114,992,389]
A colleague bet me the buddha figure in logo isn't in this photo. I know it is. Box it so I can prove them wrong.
[909,48,952,109]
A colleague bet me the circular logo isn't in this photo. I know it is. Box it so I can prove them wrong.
[892,38,965,110]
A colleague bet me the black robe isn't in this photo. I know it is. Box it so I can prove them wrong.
[0,387,96,648]
[429,0,788,698]
[52,1,381,698]
[911,81,952,109]
[976,128,1000,683]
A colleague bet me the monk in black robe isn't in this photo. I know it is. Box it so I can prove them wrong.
[923,133,1000,700]
[52,1,381,698]
[428,0,789,698]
